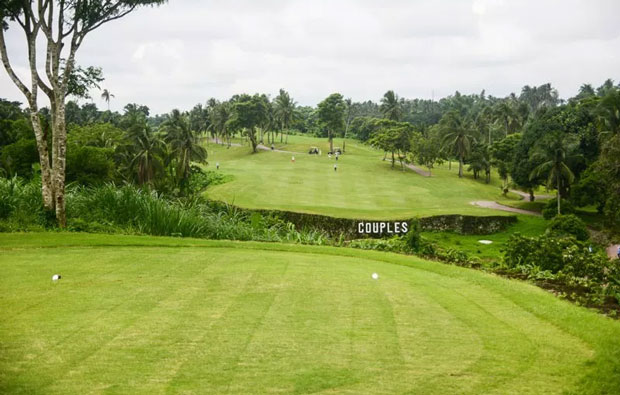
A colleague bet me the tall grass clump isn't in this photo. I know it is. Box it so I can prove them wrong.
[0,176,47,231]
[1,178,330,244]
[65,183,329,243]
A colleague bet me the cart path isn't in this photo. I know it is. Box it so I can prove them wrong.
[470,200,541,216]
[208,139,302,154]
[509,189,553,200]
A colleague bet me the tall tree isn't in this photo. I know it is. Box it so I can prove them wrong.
[380,90,403,121]
[162,109,207,192]
[0,0,166,226]
[101,89,114,111]
[529,132,581,215]
[273,89,298,144]
[440,111,475,178]
[228,94,269,153]
[317,93,346,154]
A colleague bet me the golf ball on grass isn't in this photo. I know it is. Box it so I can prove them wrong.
[52,274,61,281]
[372,273,379,280]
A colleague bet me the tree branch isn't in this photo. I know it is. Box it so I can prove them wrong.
[0,27,32,101]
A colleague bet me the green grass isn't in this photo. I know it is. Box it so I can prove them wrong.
[423,215,549,262]
[204,135,522,219]
[2,232,620,394]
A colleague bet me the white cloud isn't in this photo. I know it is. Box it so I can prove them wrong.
[1,0,619,114]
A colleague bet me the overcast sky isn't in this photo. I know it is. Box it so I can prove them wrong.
[1,0,619,114]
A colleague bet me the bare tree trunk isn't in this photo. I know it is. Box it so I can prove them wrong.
[458,156,463,177]
[391,151,395,168]
[52,99,67,227]
[557,177,561,215]
[329,131,333,153]
[28,108,54,211]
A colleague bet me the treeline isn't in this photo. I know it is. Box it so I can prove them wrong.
[349,80,619,230]
[1,79,619,227]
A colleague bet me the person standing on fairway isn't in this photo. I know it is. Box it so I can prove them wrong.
[291,156,295,163]
[334,164,338,172]
[216,162,220,170]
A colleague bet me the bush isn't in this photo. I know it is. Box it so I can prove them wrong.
[503,233,610,278]
[404,219,421,252]
[546,214,589,241]
[0,139,38,178]
[542,198,575,219]
[66,145,115,185]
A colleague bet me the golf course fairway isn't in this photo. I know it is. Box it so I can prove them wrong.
[204,135,520,219]
[1,233,619,394]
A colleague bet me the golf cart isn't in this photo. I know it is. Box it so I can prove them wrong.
[308,147,319,154]
[328,147,342,155]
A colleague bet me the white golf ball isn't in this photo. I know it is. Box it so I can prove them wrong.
[372,273,379,280]
[52,274,60,281]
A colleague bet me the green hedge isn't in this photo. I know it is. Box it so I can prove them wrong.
[206,200,517,237]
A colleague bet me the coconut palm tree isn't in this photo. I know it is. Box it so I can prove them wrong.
[440,111,475,178]
[208,101,231,147]
[274,89,298,144]
[127,126,165,185]
[162,109,208,190]
[101,89,114,111]
[529,131,581,215]
[380,90,402,121]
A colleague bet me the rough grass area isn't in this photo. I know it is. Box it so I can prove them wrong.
[203,135,522,219]
[422,215,549,262]
[2,233,620,394]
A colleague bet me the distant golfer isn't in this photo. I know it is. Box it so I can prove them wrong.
[291,156,295,163]
[271,144,274,150]
[334,164,338,172]
[335,155,339,161]
[216,162,220,170]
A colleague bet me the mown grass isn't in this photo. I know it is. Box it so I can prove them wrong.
[1,232,619,394]
[204,135,523,219]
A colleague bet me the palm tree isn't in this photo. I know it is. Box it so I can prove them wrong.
[597,88,620,138]
[380,90,402,121]
[529,132,580,215]
[128,126,165,185]
[493,100,517,137]
[101,89,114,111]
[274,89,298,144]
[163,109,208,190]
[440,111,475,178]
[208,102,231,147]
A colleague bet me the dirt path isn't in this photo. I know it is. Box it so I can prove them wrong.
[470,200,541,216]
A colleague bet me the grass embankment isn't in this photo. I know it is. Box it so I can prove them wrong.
[1,232,619,394]
[204,135,523,219]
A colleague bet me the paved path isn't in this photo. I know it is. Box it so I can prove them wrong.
[470,200,541,216]
[509,189,553,200]
[209,139,300,154]
[389,159,431,176]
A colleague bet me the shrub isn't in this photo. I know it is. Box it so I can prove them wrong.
[66,145,115,185]
[542,198,575,219]
[546,214,589,241]
[404,219,421,252]
[503,233,611,279]
[0,139,38,178]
